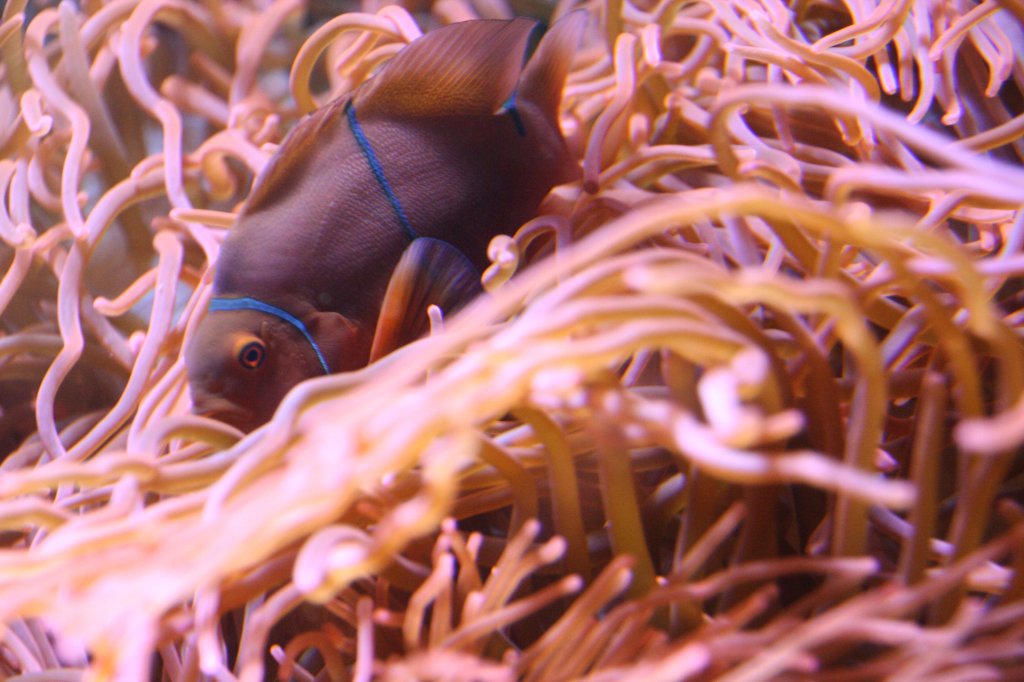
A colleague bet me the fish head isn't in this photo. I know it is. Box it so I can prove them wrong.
[184,306,354,432]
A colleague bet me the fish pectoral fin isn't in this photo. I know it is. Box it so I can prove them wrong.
[369,237,482,362]
[354,18,538,119]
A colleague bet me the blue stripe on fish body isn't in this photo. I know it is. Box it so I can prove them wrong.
[500,93,527,138]
[344,101,418,242]
[209,296,331,374]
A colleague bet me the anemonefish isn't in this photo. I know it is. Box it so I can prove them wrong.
[184,13,584,432]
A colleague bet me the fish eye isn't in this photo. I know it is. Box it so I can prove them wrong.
[235,339,266,370]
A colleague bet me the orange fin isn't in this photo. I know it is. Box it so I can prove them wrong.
[369,238,481,362]
[518,11,587,124]
[353,18,537,119]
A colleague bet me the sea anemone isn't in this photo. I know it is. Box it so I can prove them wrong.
[1,0,1023,679]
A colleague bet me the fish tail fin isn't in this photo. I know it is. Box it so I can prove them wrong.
[354,17,537,119]
[517,11,587,126]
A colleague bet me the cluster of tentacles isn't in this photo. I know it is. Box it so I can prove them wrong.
[1,0,1023,679]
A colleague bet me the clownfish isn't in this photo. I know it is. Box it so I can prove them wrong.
[184,13,584,432]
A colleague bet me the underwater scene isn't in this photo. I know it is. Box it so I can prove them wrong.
[1,0,1024,679]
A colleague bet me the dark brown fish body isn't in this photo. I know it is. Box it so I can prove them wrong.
[216,108,572,326]
[185,15,584,431]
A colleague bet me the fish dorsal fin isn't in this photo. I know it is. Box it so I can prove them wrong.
[518,11,587,124]
[245,98,347,213]
[353,18,538,119]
